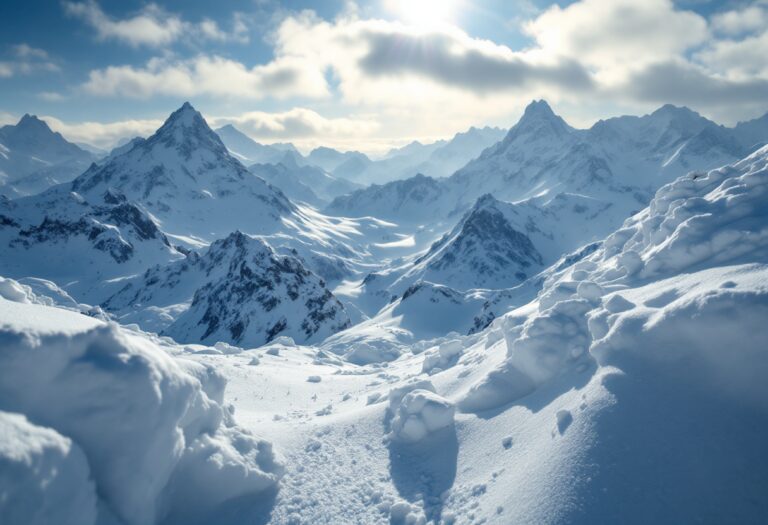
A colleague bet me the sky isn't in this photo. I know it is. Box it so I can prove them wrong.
[0,0,767,154]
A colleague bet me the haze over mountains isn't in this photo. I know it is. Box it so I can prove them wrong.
[2,99,768,525]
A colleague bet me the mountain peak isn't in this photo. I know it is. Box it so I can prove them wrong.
[147,102,226,154]
[16,113,52,132]
[650,104,703,121]
[522,99,556,119]
[163,102,204,128]
[505,99,572,140]
[472,193,501,210]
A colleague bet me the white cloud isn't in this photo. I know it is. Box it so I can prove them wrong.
[64,1,768,147]
[63,1,250,48]
[711,4,768,35]
[42,115,164,149]
[525,0,708,75]
[82,55,328,99]
[696,30,768,80]
[211,108,380,151]
[64,1,183,47]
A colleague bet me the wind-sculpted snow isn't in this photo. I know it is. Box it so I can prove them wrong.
[0,298,283,525]
[0,411,96,525]
[105,231,351,347]
[461,145,768,413]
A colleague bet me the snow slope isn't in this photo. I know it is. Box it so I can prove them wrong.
[215,124,298,165]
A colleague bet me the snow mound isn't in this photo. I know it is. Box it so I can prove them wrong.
[0,299,283,525]
[389,389,455,443]
[595,144,768,282]
[589,265,768,404]
[0,411,96,525]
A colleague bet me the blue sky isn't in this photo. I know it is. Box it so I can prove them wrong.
[1,0,766,152]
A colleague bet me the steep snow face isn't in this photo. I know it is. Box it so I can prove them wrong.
[215,124,296,165]
[249,155,361,207]
[71,103,295,240]
[0,297,283,525]
[0,114,94,197]
[0,186,182,300]
[411,194,545,289]
[100,137,146,165]
[105,231,351,347]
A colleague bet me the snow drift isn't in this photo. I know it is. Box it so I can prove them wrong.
[0,294,283,525]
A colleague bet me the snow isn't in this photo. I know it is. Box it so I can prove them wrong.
[2,102,768,525]
[389,389,455,443]
[0,411,96,525]
[0,299,282,525]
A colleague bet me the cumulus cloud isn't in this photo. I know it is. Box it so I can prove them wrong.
[42,115,164,149]
[524,0,708,73]
[82,55,328,99]
[711,4,768,35]
[63,1,249,47]
[63,0,768,144]
[212,108,378,139]
[696,28,768,79]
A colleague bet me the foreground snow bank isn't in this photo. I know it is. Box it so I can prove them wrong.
[0,411,96,525]
[0,298,283,525]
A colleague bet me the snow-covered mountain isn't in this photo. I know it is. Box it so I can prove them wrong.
[71,103,296,240]
[249,153,360,207]
[324,126,507,185]
[326,173,455,223]
[3,104,768,525]
[348,191,612,319]
[104,231,350,346]
[0,186,182,300]
[0,114,95,198]
[215,124,299,165]
[327,101,765,229]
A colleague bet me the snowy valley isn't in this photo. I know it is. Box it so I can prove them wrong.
[1,98,768,525]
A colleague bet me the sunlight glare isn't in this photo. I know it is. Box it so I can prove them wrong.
[387,0,459,28]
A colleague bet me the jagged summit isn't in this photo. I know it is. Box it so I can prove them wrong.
[69,103,295,238]
[471,193,501,210]
[503,99,573,141]
[17,113,49,129]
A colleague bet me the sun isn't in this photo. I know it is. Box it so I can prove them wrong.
[386,0,459,28]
